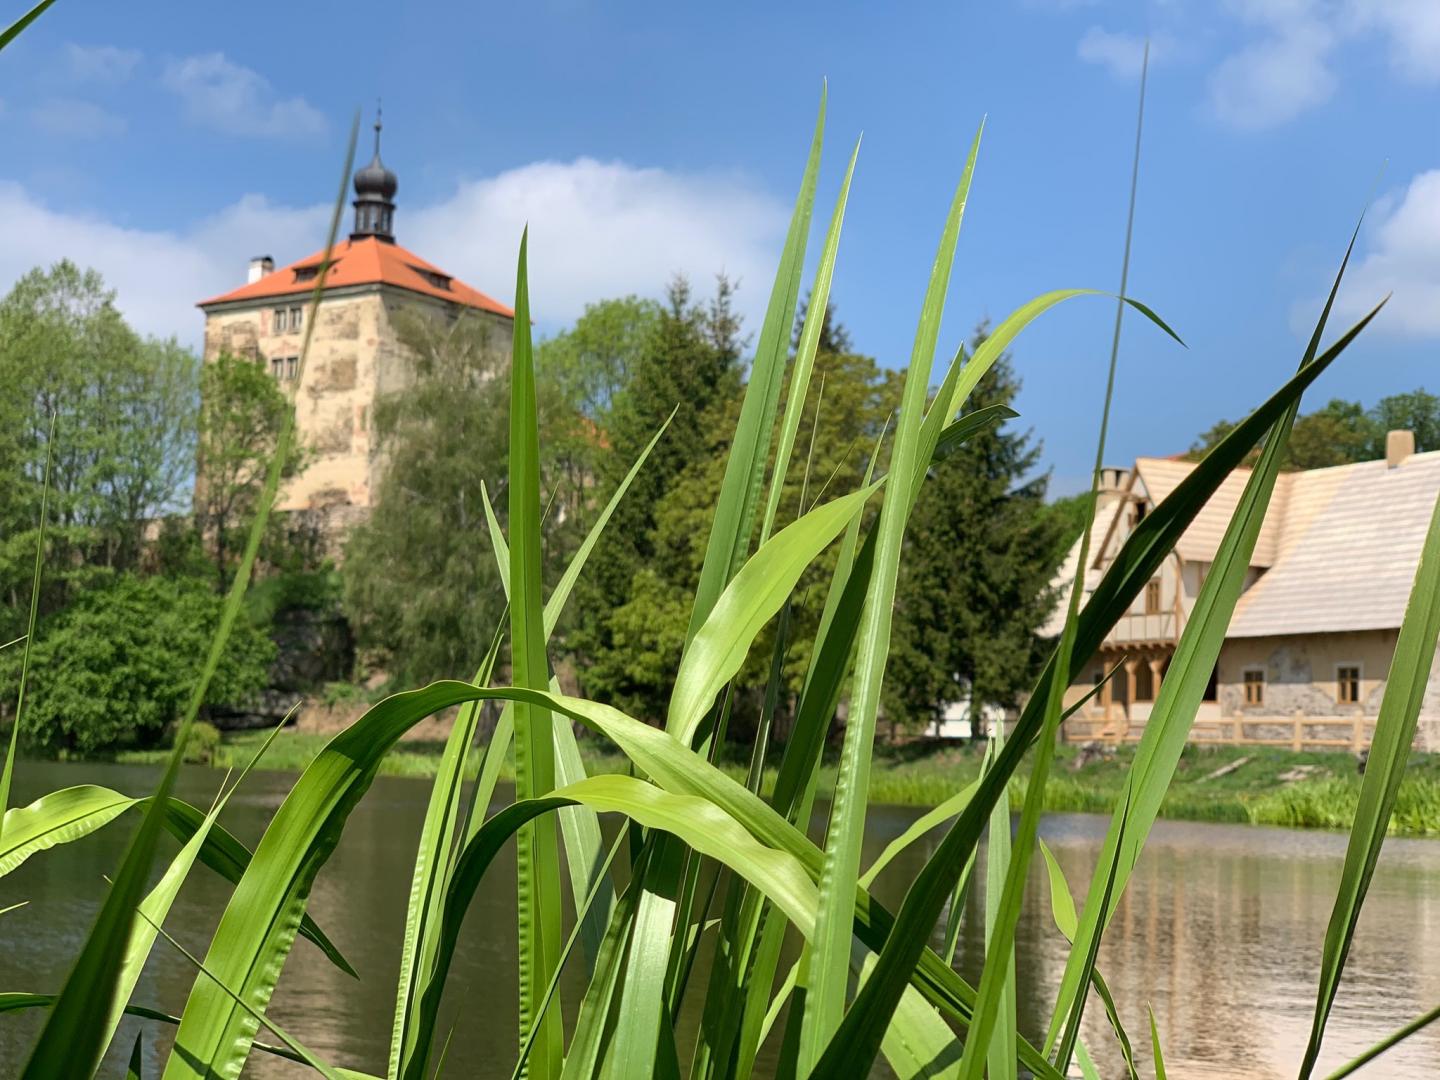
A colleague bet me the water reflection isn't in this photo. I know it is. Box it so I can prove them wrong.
[0,763,1435,1077]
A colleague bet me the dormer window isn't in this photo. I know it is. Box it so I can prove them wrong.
[412,265,451,291]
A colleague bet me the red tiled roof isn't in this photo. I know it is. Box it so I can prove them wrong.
[197,237,514,317]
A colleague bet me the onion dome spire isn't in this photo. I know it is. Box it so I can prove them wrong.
[351,104,398,242]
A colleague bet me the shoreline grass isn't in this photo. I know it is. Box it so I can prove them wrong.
[108,731,1440,837]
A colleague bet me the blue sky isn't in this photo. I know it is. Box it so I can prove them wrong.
[1,0,1438,491]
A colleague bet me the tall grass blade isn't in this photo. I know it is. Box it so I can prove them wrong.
[25,114,358,1080]
[637,85,823,1056]
[1049,212,1375,1070]
[1038,840,1134,1077]
[390,627,505,1079]
[686,87,824,641]
[801,117,983,1073]
[0,411,54,843]
[1149,1007,1167,1080]
[1321,1001,1440,1080]
[0,0,54,51]
[507,228,566,1080]
[982,726,1017,1080]
[99,714,296,1058]
[1299,492,1440,1077]
[140,911,346,1080]
[511,833,626,1080]
[759,137,860,544]
[980,56,1150,1070]
[670,482,880,744]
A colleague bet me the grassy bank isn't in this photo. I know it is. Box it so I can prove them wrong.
[118,730,1440,837]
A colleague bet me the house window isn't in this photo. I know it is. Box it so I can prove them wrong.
[289,306,303,331]
[285,356,299,381]
[1337,665,1361,705]
[272,308,286,333]
[1145,579,1162,615]
[1134,662,1154,702]
[1243,669,1265,706]
[1202,663,1218,702]
[270,356,283,379]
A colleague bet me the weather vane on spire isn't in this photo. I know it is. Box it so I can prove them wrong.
[374,98,383,155]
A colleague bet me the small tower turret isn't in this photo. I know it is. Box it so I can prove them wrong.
[351,107,398,242]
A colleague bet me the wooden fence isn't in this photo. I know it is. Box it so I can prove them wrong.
[1065,713,1374,751]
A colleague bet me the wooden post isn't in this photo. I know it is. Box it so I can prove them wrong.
[1149,656,1166,699]
[1292,712,1303,752]
[1122,656,1140,744]
[1101,656,1114,725]
[1352,715,1364,751]
[1233,715,1243,744]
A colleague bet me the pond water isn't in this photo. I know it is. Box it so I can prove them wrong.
[1,760,1437,1078]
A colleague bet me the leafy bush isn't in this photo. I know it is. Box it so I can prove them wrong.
[3,574,274,756]
[182,720,221,765]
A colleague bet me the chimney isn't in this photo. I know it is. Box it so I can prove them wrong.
[1386,429,1416,469]
[1096,465,1131,509]
[248,255,274,284]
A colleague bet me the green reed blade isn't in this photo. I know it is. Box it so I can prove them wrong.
[1038,840,1135,1077]
[801,117,983,1073]
[1321,1000,1440,1080]
[390,625,506,1079]
[685,87,824,644]
[983,725,1017,1080]
[1149,1007,1167,1080]
[25,114,358,1080]
[98,712,297,1059]
[0,411,54,846]
[670,482,880,745]
[1300,475,1440,1078]
[759,137,861,545]
[1051,210,1375,1071]
[508,228,565,1080]
[0,0,54,51]
[812,297,1382,1080]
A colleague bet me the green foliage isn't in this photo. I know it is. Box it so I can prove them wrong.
[182,721,221,765]
[888,333,1066,732]
[1189,388,1440,470]
[341,310,515,685]
[0,261,198,626]
[194,351,298,586]
[573,277,745,720]
[0,52,1420,1080]
[1,574,273,755]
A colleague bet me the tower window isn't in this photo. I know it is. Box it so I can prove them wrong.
[1145,579,1162,615]
[272,307,286,333]
[270,356,283,379]
[285,356,299,381]
[289,306,303,331]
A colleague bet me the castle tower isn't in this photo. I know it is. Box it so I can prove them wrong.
[197,114,514,535]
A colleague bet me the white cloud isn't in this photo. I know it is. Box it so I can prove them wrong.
[63,43,141,83]
[0,183,329,342]
[1203,0,1440,129]
[1076,28,1172,79]
[29,98,127,139]
[1347,0,1440,81]
[161,53,324,139]
[1318,170,1440,338]
[1209,21,1337,128]
[407,158,788,330]
[0,159,787,345]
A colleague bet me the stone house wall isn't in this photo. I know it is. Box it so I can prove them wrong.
[201,285,512,532]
